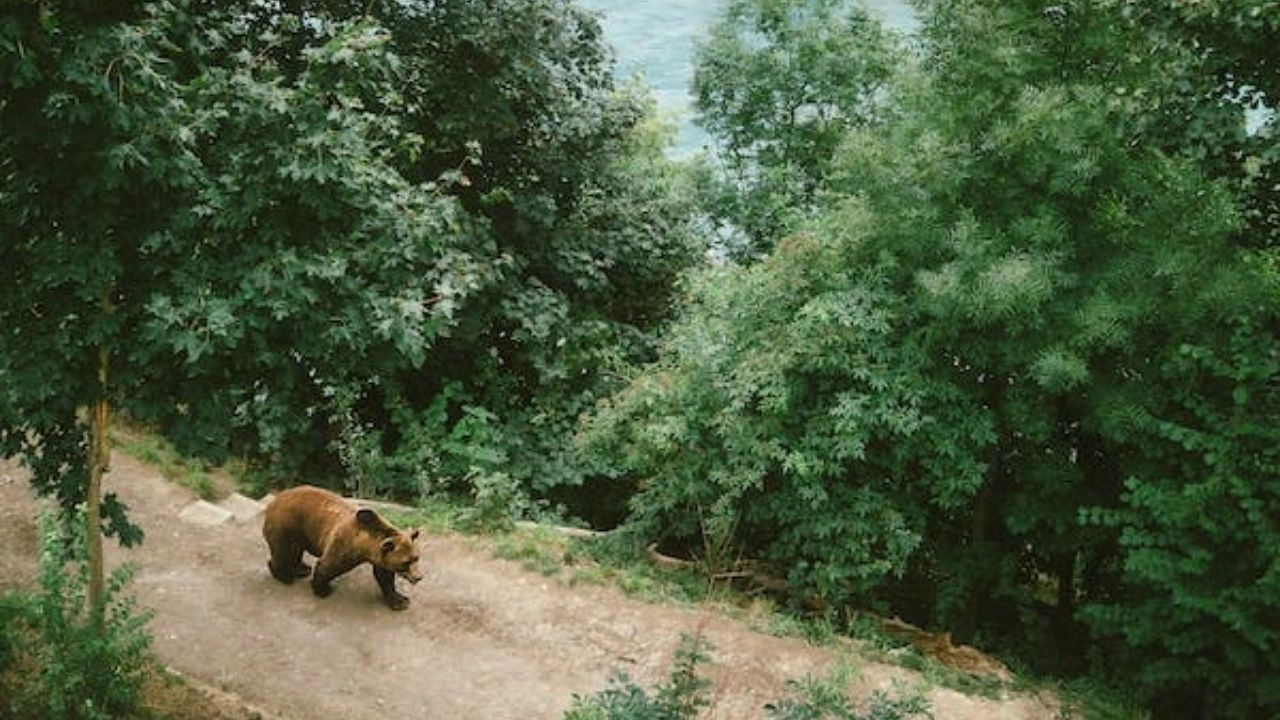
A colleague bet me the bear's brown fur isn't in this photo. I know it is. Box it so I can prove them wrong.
[262,485,423,610]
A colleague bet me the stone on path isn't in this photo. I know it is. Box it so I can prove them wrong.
[218,492,266,522]
[178,500,234,527]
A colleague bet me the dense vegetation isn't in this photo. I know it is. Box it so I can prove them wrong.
[2,0,1276,718]
[586,0,1278,717]
[0,0,699,528]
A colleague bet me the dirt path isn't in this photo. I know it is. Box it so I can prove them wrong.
[0,454,1057,720]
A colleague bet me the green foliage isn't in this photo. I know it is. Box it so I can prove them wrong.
[460,470,530,533]
[577,532,707,604]
[588,1,1279,717]
[2,0,701,540]
[0,1,476,532]
[565,638,931,720]
[223,0,703,506]
[124,12,483,474]
[1108,0,1279,244]
[2,509,153,720]
[766,669,932,720]
[1080,316,1280,717]
[1054,677,1149,720]
[0,593,23,674]
[581,229,993,608]
[297,0,706,510]
[563,633,713,720]
[692,0,900,257]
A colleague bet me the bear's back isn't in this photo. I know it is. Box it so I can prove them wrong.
[265,485,356,552]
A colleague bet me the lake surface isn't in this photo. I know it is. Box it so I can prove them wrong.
[579,0,916,155]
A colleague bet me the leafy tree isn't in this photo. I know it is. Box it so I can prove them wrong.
[2,0,702,608]
[0,1,478,605]
[585,1,1279,717]
[375,0,704,508]
[910,2,1279,713]
[581,229,991,601]
[691,0,899,259]
[1110,0,1279,247]
[189,0,706,505]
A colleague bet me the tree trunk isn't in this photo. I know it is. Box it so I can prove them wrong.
[87,344,109,620]
[1054,550,1085,674]
[954,478,992,642]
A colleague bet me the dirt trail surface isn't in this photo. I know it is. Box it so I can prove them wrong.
[0,454,1058,720]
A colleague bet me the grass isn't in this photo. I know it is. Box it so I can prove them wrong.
[110,427,221,501]
[377,504,712,605]
[370,498,458,537]
[493,529,572,578]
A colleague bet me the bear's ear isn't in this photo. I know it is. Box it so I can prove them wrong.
[410,529,420,541]
[380,537,396,555]
[356,508,379,528]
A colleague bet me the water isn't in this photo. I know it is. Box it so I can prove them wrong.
[579,0,917,156]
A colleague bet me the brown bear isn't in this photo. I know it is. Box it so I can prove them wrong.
[262,485,423,610]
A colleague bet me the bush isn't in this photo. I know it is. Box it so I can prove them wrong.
[2,509,153,720]
[564,633,933,720]
[766,669,932,720]
[564,633,713,720]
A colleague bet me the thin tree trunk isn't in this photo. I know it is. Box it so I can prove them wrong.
[87,344,109,620]
[955,478,992,642]
[1054,550,1083,674]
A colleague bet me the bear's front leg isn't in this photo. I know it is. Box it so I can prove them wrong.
[373,567,410,610]
[312,555,360,599]
[311,574,334,598]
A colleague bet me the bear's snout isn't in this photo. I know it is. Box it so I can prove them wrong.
[402,567,424,584]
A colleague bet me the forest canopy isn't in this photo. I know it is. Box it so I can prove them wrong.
[0,0,701,522]
[585,1,1279,717]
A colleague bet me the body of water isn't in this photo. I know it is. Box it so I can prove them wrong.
[579,0,916,155]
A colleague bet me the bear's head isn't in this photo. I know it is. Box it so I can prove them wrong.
[379,530,423,584]
[357,508,424,584]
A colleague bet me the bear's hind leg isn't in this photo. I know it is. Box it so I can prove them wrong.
[268,538,308,584]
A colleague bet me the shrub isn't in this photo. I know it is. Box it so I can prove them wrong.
[3,509,153,720]
[766,671,933,720]
[564,632,933,720]
[564,633,713,720]
[461,470,531,533]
